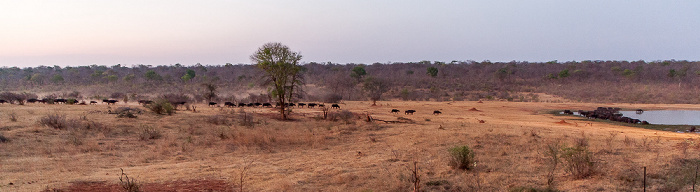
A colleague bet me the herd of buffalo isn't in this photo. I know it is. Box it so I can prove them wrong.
[563,107,650,125]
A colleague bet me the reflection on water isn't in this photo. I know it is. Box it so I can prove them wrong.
[619,110,700,125]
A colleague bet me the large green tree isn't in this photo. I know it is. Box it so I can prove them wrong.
[250,42,303,120]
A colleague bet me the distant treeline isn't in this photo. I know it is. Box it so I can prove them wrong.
[1,60,699,104]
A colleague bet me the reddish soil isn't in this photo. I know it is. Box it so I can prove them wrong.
[47,179,234,192]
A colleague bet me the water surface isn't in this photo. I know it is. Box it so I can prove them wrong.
[619,110,700,125]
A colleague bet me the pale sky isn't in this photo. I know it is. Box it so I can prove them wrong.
[1,0,699,67]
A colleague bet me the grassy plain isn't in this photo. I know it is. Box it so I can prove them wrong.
[1,100,699,191]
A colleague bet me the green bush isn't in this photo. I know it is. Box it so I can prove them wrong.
[448,145,475,170]
[145,99,174,115]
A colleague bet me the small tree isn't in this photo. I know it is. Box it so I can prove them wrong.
[427,67,438,77]
[362,76,388,106]
[144,70,162,81]
[250,42,303,120]
[350,65,367,82]
[202,82,218,102]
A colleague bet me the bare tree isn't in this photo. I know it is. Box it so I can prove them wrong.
[250,42,303,120]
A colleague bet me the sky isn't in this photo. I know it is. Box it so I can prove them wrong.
[1,0,699,67]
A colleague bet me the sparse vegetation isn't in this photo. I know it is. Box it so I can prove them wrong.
[560,141,597,179]
[145,99,174,115]
[138,125,162,140]
[8,112,17,122]
[0,134,8,143]
[119,168,141,192]
[448,145,475,170]
[39,113,68,129]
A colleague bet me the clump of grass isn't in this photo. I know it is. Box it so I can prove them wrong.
[448,145,476,170]
[39,113,68,129]
[208,115,231,125]
[139,125,163,140]
[145,99,174,115]
[119,168,142,192]
[0,134,8,143]
[8,112,17,122]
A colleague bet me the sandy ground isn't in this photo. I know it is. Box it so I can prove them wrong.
[1,100,699,191]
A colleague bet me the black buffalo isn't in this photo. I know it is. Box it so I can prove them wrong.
[298,103,306,108]
[262,103,272,107]
[331,104,340,109]
[224,102,235,107]
[90,101,98,105]
[391,109,400,114]
[405,110,416,115]
[209,102,217,107]
[308,103,317,108]
[433,110,442,115]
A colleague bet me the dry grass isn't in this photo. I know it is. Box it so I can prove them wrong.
[2,100,700,191]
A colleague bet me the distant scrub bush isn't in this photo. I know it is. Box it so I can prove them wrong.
[146,99,174,115]
[328,110,354,124]
[449,145,475,170]
[138,125,162,140]
[39,114,68,129]
[322,93,343,103]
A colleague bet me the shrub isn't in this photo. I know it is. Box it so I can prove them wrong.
[138,125,162,140]
[0,134,8,143]
[322,93,343,103]
[560,145,597,179]
[161,93,191,104]
[328,110,354,124]
[660,158,700,192]
[0,92,28,105]
[145,99,174,115]
[8,112,17,122]
[208,115,231,125]
[449,145,475,170]
[39,114,68,129]
[119,168,141,192]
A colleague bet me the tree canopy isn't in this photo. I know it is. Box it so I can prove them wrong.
[250,42,303,120]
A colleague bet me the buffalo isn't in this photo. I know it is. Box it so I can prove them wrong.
[209,102,217,107]
[26,98,38,103]
[90,101,98,105]
[391,109,400,114]
[331,104,340,109]
[106,100,118,105]
[224,102,235,107]
[298,103,306,108]
[0,99,6,104]
[238,103,246,107]
[405,110,416,115]
[433,110,442,115]
[262,103,272,107]
[308,103,317,108]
